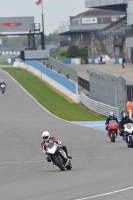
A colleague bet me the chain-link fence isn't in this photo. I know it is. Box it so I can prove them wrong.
[87,70,127,110]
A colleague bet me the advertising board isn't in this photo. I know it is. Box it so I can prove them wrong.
[0,16,34,32]
[21,50,49,60]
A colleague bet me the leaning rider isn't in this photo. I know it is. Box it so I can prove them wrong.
[105,112,118,134]
[41,131,72,162]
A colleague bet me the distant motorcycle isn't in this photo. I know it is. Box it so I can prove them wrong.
[44,140,72,171]
[123,123,133,148]
[0,84,6,94]
[107,120,118,142]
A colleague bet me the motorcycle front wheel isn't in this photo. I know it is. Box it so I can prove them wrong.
[54,155,66,171]
[111,131,115,142]
[128,135,133,148]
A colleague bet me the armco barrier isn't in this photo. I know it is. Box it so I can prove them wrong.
[60,58,129,65]
[81,92,120,119]
[88,58,129,64]
[15,60,80,103]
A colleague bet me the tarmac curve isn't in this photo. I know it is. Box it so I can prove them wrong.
[0,68,133,200]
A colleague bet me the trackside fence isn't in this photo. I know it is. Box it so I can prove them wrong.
[81,93,120,119]
[86,70,127,110]
[127,85,133,101]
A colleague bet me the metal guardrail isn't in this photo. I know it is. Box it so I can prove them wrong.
[81,92,120,119]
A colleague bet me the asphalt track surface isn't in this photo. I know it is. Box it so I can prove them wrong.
[0,68,133,200]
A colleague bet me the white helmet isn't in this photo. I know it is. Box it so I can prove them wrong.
[109,112,114,118]
[42,131,50,141]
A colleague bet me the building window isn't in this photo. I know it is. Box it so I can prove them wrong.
[111,17,120,21]
[115,47,120,54]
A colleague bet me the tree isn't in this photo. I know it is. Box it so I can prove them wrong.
[67,45,79,57]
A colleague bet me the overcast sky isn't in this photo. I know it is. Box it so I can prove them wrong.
[0,0,88,35]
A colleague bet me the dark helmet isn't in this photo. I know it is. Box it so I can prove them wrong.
[109,112,114,118]
[123,112,129,119]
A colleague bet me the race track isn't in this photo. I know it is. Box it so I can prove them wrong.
[0,68,133,200]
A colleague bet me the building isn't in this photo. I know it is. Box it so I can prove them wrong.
[85,0,133,60]
[58,8,126,58]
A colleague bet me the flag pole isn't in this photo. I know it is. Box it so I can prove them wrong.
[41,0,45,49]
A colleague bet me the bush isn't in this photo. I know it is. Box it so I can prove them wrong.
[66,45,79,57]
[60,51,67,56]
[79,46,88,57]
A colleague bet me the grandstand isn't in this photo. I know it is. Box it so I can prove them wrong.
[58,8,125,53]
[94,16,126,58]
[85,0,133,60]
[97,16,126,36]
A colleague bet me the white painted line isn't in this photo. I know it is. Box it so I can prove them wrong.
[1,155,133,166]
[74,186,133,199]
[0,160,46,165]
[73,123,104,126]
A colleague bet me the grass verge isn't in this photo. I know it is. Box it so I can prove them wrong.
[0,61,12,65]
[3,67,106,121]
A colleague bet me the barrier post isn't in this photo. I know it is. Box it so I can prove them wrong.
[129,110,132,119]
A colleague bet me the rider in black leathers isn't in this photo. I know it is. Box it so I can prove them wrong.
[119,112,133,136]
[105,112,118,132]
[0,81,6,88]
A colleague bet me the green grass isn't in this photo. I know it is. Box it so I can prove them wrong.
[0,61,12,65]
[3,67,106,121]
[53,50,70,60]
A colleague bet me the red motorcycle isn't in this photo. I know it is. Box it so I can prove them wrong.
[107,120,118,142]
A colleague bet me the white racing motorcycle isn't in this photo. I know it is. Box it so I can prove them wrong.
[0,84,6,94]
[123,123,133,148]
[44,139,72,171]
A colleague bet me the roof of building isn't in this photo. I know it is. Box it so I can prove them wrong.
[73,9,126,18]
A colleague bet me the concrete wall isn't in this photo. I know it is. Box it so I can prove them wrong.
[13,60,81,103]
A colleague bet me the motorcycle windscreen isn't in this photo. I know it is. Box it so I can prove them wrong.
[124,123,133,134]
[109,120,117,124]
[1,84,5,88]
[46,141,58,154]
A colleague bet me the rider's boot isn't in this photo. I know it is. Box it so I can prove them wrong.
[46,155,51,162]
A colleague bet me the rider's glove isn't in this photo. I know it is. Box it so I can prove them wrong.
[43,150,46,154]
[58,140,61,145]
